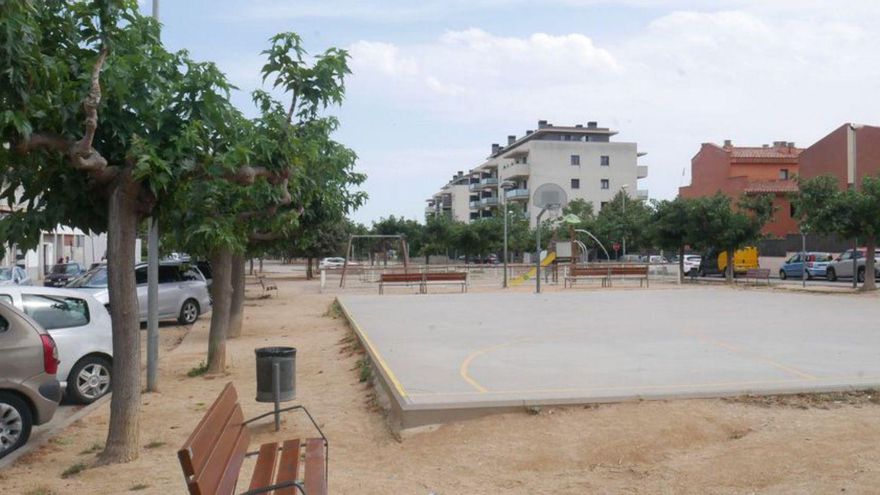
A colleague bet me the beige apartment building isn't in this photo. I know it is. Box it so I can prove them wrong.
[427,120,648,227]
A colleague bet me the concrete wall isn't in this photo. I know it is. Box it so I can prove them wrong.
[449,183,471,223]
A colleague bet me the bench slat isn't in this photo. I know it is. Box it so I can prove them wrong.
[275,438,302,495]
[303,438,327,495]
[178,383,238,480]
[190,405,246,495]
[248,442,279,490]
[215,425,250,495]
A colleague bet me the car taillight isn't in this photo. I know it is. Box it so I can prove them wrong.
[806,262,814,267]
[40,334,59,375]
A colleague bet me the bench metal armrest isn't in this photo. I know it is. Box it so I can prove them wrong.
[239,480,305,495]
[243,405,329,483]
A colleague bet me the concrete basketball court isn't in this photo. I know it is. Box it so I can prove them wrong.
[337,288,880,429]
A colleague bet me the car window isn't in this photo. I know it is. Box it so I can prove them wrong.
[0,314,7,333]
[135,266,148,285]
[840,252,850,261]
[181,267,202,282]
[0,294,12,305]
[22,294,90,329]
[159,266,182,284]
[68,266,108,288]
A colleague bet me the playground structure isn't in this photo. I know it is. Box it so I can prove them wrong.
[339,234,409,288]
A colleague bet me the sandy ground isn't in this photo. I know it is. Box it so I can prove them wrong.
[2,277,880,494]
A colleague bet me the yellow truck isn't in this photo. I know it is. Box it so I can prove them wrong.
[699,247,759,276]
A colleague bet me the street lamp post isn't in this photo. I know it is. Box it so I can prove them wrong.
[500,181,515,288]
[621,184,629,257]
[848,124,863,289]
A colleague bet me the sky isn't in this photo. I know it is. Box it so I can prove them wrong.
[142,0,880,226]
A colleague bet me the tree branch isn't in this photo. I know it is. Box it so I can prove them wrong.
[236,178,292,220]
[224,165,289,185]
[249,231,285,242]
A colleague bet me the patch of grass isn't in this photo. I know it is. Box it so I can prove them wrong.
[61,462,88,479]
[357,357,372,383]
[144,441,165,449]
[50,436,72,446]
[129,484,150,491]
[324,300,343,319]
[78,442,103,455]
[25,488,56,495]
[187,361,209,377]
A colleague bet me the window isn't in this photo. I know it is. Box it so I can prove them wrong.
[159,265,182,284]
[135,266,148,285]
[601,179,610,189]
[600,155,610,166]
[564,134,571,141]
[22,294,90,329]
[790,203,796,218]
[779,169,789,180]
[570,155,580,166]
[571,179,580,189]
[601,201,608,210]
[0,294,12,305]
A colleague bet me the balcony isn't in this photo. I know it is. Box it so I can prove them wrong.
[480,196,499,207]
[637,189,649,200]
[469,200,481,209]
[637,165,648,179]
[468,182,481,192]
[505,188,529,201]
[503,162,530,179]
[479,177,499,188]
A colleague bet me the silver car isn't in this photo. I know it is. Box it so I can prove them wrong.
[0,266,33,286]
[68,262,212,324]
[825,249,880,283]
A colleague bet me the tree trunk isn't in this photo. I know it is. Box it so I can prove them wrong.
[864,238,877,291]
[99,173,141,465]
[725,249,735,283]
[228,254,245,339]
[207,247,233,374]
[306,257,314,280]
[678,245,685,283]
[249,258,254,275]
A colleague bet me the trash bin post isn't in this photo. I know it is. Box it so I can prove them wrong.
[273,361,281,431]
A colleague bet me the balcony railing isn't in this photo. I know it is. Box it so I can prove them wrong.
[479,177,499,187]
[480,196,499,207]
[503,162,530,178]
[637,189,649,200]
[637,165,648,179]
[469,200,480,209]
[505,188,529,201]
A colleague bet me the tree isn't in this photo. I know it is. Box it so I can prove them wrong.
[594,191,653,257]
[688,193,774,282]
[0,1,271,463]
[421,215,455,264]
[650,197,696,281]
[793,175,880,290]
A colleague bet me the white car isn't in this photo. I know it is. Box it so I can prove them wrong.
[682,255,702,275]
[0,286,112,404]
[0,266,33,286]
[319,257,350,270]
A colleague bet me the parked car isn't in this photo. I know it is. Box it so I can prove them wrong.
[0,287,112,404]
[647,255,668,264]
[68,262,211,324]
[43,262,85,287]
[779,252,833,280]
[0,266,33,286]
[620,254,642,263]
[0,301,61,459]
[699,247,759,277]
[682,255,702,275]
[825,249,880,282]
[195,260,212,287]
[319,257,346,270]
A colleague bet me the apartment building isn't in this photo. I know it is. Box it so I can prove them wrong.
[799,123,880,187]
[679,140,802,237]
[427,120,648,227]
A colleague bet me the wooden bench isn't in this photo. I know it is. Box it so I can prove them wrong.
[423,272,467,293]
[565,266,611,288]
[258,276,278,297]
[178,383,328,495]
[607,265,650,287]
[744,268,771,286]
[378,272,423,294]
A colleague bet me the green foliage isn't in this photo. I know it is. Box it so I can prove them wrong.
[187,362,208,377]
[650,197,696,252]
[593,191,654,253]
[793,175,880,243]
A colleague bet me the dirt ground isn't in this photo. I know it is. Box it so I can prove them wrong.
[2,278,880,494]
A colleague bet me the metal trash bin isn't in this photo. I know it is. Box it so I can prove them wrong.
[255,346,296,403]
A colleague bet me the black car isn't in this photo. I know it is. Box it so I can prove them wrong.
[43,262,85,287]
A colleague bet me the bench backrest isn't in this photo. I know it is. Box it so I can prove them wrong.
[380,273,423,282]
[571,267,607,276]
[424,272,466,282]
[178,383,250,495]
[609,266,648,276]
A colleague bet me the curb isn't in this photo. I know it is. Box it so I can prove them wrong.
[0,394,111,470]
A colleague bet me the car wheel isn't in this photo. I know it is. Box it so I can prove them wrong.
[699,268,707,278]
[0,392,32,460]
[779,270,787,280]
[178,299,200,325]
[806,270,813,281]
[68,356,112,404]
[826,267,837,282]
[858,267,865,283]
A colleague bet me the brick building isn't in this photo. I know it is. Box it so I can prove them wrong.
[799,124,880,187]
[679,140,802,237]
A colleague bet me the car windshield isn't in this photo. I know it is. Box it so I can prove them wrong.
[0,268,11,281]
[809,254,832,262]
[51,263,79,274]
[67,266,108,288]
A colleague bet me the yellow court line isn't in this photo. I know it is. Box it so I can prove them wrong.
[459,333,574,393]
[681,328,817,380]
[407,374,880,398]
[336,298,409,401]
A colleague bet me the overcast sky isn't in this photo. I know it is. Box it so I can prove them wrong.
[145,0,880,226]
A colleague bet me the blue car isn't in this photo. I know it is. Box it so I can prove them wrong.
[779,252,833,280]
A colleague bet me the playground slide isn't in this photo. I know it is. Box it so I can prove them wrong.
[510,251,556,286]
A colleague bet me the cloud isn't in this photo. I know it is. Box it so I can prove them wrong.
[342,4,880,222]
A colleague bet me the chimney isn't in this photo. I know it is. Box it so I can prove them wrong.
[762,144,769,148]
[491,143,501,154]
[787,142,795,147]
[525,129,534,135]
[538,120,548,128]
[587,121,598,128]
[575,124,584,128]
[457,171,463,177]
[507,135,516,145]
[723,139,732,148]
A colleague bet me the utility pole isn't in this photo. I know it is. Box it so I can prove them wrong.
[848,124,859,289]
[146,0,160,393]
[621,184,629,257]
